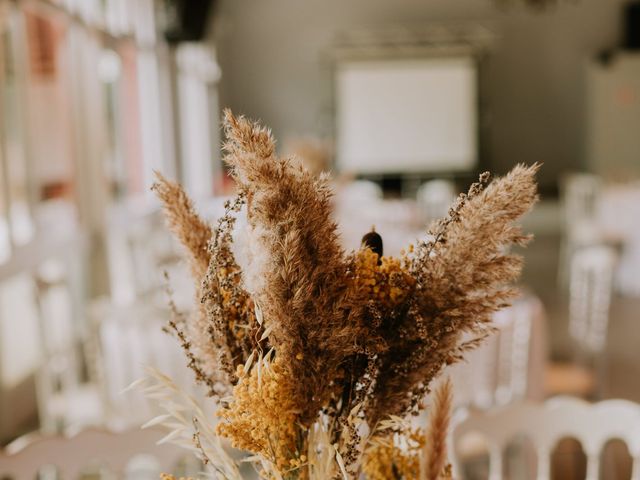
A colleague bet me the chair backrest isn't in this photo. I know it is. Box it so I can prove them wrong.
[0,427,191,479]
[568,245,617,355]
[0,229,88,439]
[339,180,383,204]
[106,199,180,304]
[32,254,90,434]
[89,298,202,426]
[562,173,601,232]
[446,295,538,409]
[416,179,456,225]
[452,397,640,480]
[558,173,603,289]
[493,297,536,406]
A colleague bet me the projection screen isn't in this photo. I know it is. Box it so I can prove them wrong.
[336,56,478,174]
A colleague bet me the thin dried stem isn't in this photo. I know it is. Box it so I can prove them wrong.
[421,378,453,480]
[152,172,212,279]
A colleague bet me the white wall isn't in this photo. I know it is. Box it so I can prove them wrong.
[213,0,628,189]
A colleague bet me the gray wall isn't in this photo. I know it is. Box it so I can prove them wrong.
[213,0,627,189]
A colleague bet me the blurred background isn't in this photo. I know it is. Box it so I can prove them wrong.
[1,0,640,478]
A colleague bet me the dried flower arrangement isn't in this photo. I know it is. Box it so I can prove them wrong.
[143,110,539,479]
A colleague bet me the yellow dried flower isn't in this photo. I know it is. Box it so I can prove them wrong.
[216,354,304,474]
[363,429,424,480]
[352,248,415,310]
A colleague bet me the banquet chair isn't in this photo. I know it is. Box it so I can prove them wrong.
[452,397,640,480]
[29,235,106,434]
[105,199,182,305]
[558,173,603,288]
[91,195,219,427]
[447,294,541,410]
[126,217,182,298]
[88,297,207,428]
[597,183,640,297]
[338,179,383,203]
[563,174,601,228]
[0,427,194,479]
[568,245,617,356]
[493,297,538,406]
[546,245,617,398]
[416,179,456,226]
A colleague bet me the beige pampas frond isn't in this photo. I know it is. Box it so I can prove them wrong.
[223,108,276,161]
[152,173,222,389]
[152,172,212,279]
[421,378,453,480]
[153,173,256,392]
[369,164,539,422]
[221,109,377,426]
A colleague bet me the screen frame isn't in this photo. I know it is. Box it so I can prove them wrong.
[330,45,482,178]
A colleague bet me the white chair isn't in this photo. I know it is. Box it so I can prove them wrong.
[493,297,538,406]
[106,198,182,305]
[0,211,99,440]
[447,294,540,409]
[453,397,640,480]
[32,256,105,435]
[568,245,617,356]
[563,174,601,228]
[338,180,383,204]
[0,427,195,479]
[546,245,617,399]
[559,173,603,288]
[416,179,457,226]
[29,199,195,434]
[88,297,206,428]
[0,229,103,436]
[92,195,214,428]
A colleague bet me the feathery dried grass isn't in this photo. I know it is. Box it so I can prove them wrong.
[136,368,243,479]
[421,379,453,480]
[153,175,258,391]
[152,172,212,279]
[368,164,539,422]
[222,109,380,426]
[200,193,259,384]
[153,173,221,387]
[151,110,539,479]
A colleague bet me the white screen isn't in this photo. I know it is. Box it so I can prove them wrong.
[336,57,477,174]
